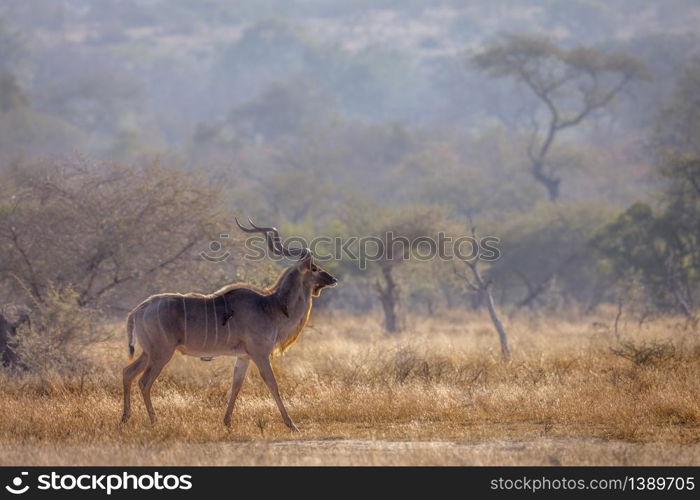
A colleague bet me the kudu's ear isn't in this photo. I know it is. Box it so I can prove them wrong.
[299,251,313,272]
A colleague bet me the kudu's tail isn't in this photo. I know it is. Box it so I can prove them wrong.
[126,312,135,359]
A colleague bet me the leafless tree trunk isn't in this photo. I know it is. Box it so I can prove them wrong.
[455,226,511,359]
[375,263,400,333]
[467,261,510,358]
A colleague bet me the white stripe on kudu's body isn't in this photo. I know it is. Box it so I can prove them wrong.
[120,219,338,431]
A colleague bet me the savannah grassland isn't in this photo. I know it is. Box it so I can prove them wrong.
[1,310,699,466]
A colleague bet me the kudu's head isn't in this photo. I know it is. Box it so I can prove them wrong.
[235,217,338,297]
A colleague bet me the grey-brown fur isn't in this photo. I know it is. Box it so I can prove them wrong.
[120,220,337,431]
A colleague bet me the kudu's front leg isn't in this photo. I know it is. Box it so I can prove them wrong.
[223,357,249,427]
[253,355,299,432]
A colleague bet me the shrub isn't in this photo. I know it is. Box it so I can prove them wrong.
[12,285,107,375]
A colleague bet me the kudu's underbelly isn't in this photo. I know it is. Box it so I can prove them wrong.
[175,340,249,359]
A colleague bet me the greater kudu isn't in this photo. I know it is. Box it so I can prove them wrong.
[120,219,337,431]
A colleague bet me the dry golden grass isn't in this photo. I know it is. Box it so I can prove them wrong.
[1,309,699,465]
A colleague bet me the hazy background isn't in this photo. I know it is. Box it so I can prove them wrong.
[1,0,697,163]
[2,0,700,346]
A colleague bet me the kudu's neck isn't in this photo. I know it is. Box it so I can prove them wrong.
[272,267,312,312]
[269,266,314,353]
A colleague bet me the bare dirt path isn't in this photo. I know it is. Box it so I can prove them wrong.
[3,438,699,466]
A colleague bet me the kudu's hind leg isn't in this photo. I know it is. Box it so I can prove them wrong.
[223,357,250,428]
[253,355,299,432]
[121,353,148,423]
[138,350,174,424]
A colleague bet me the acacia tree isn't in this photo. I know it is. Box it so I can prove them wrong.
[342,201,442,333]
[473,34,647,200]
[372,208,441,333]
[0,159,230,369]
[0,159,225,309]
